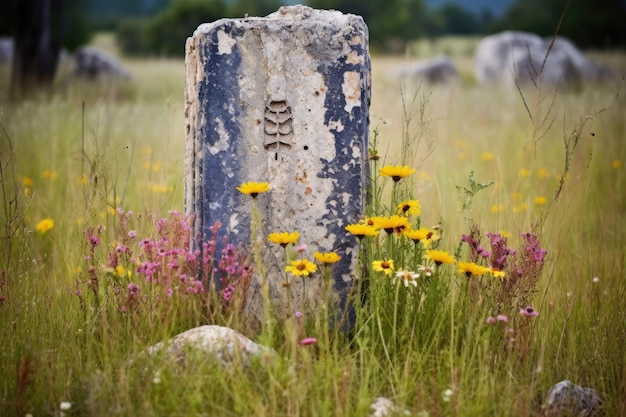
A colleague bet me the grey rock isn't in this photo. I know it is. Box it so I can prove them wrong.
[396,55,458,84]
[542,380,604,417]
[369,397,412,417]
[147,325,275,366]
[0,37,13,64]
[474,31,615,87]
[72,46,130,80]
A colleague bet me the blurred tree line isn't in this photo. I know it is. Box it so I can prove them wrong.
[1,0,624,95]
[109,0,624,57]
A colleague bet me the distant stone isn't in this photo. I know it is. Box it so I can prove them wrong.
[0,37,13,64]
[542,380,604,417]
[474,31,615,87]
[72,46,130,80]
[396,55,458,84]
[147,325,275,366]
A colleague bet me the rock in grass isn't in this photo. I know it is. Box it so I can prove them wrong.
[395,55,458,85]
[474,31,616,87]
[147,325,275,366]
[72,46,131,80]
[542,380,604,417]
[369,397,412,417]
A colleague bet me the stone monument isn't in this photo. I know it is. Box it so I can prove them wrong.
[185,5,370,320]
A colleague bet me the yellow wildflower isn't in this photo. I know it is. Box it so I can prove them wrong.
[285,259,317,277]
[534,196,547,206]
[379,165,416,182]
[268,231,300,247]
[397,200,422,216]
[35,218,54,234]
[491,204,504,213]
[536,168,550,179]
[425,250,455,266]
[42,170,58,180]
[481,152,494,161]
[236,181,270,198]
[488,268,506,278]
[314,251,341,264]
[372,259,395,275]
[457,261,488,277]
[371,215,410,235]
[345,223,380,239]
[404,227,435,244]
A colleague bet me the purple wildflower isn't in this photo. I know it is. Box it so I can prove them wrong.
[520,306,539,317]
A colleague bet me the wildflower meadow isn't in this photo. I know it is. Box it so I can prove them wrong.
[1,35,625,416]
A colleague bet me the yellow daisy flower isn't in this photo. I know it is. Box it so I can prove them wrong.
[372,259,395,275]
[371,215,410,235]
[397,199,422,216]
[425,250,455,266]
[481,152,494,161]
[457,261,488,277]
[404,227,435,244]
[268,231,300,247]
[285,259,317,277]
[379,165,416,182]
[35,218,54,234]
[42,170,58,180]
[488,268,506,278]
[534,196,547,206]
[314,251,342,264]
[491,204,504,213]
[345,223,380,239]
[236,181,270,198]
[536,168,550,179]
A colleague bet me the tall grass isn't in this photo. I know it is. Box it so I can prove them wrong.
[1,39,625,416]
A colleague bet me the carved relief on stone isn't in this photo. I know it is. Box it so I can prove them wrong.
[264,100,293,153]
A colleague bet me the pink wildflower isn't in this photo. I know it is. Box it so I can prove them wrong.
[300,337,317,346]
[520,306,539,317]
[496,314,508,323]
[486,316,497,325]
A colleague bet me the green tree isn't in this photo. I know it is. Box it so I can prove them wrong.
[9,0,91,98]
[496,0,626,48]
[226,0,282,17]
[307,0,427,51]
[143,0,226,57]
[434,4,479,35]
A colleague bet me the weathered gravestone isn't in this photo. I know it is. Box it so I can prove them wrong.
[184,5,370,321]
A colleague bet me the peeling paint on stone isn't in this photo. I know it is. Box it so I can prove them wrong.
[185,5,370,322]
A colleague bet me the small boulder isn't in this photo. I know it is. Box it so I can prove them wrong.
[369,397,412,417]
[542,380,604,417]
[396,55,458,84]
[72,46,131,80]
[474,31,615,87]
[147,325,275,366]
[0,37,13,64]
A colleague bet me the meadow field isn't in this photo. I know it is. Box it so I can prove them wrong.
[1,35,625,416]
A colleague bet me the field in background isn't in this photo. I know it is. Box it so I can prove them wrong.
[1,34,625,416]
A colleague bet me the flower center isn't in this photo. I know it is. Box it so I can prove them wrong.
[381,261,390,269]
[297,263,306,271]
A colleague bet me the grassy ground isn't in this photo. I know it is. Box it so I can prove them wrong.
[1,34,625,416]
